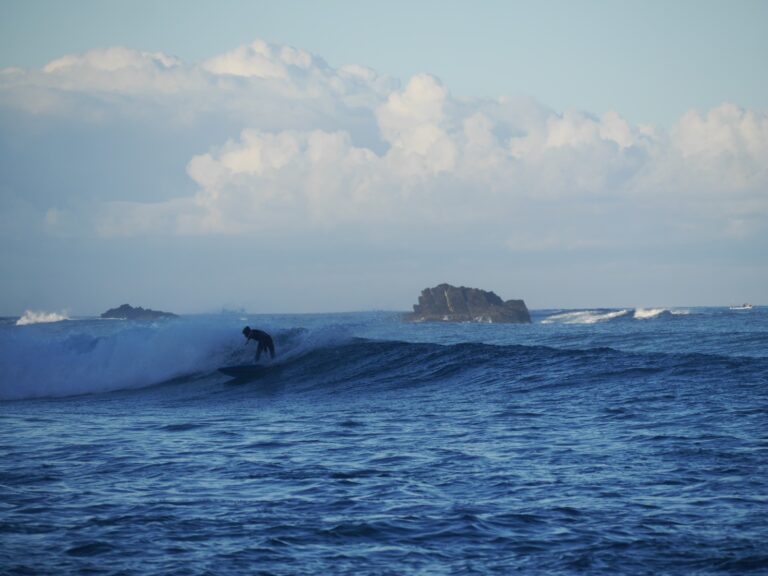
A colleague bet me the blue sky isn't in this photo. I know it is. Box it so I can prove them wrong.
[1,1,766,314]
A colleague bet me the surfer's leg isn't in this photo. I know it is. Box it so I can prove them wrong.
[268,341,275,359]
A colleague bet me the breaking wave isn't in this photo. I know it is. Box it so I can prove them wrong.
[633,308,667,320]
[0,316,341,400]
[5,316,762,401]
[16,310,69,325]
[542,308,688,324]
[541,309,631,324]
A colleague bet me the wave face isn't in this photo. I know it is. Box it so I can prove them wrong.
[2,316,232,399]
[0,315,344,400]
[2,308,767,574]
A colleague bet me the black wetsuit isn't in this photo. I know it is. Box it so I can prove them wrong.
[245,329,275,361]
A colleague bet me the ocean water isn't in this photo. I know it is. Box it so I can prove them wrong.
[1,307,766,575]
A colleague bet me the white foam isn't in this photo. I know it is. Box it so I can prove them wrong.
[16,310,69,326]
[541,310,630,324]
[633,308,667,320]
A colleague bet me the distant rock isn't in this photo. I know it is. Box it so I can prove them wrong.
[100,304,177,320]
[406,284,531,324]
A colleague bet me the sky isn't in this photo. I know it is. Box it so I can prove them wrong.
[1,0,766,314]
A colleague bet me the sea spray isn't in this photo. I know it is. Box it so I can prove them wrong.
[16,310,69,326]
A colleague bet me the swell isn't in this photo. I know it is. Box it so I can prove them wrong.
[3,316,767,401]
[216,339,768,399]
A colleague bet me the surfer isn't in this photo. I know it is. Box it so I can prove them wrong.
[242,326,275,361]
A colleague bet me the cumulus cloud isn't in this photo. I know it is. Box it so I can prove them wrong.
[202,39,314,79]
[1,39,767,254]
[182,129,385,232]
[671,104,768,191]
[43,46,182,74]
[0,39,395,136]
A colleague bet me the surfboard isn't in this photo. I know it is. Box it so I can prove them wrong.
[218,364,270,379]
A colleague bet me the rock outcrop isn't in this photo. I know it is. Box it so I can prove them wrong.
[406,284,530,323]
[100,304,177,320]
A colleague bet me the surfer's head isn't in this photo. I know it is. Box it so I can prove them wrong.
[242,326,251,336]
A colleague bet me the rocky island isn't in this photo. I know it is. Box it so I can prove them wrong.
[100,304,177,320]
[406,283,531,323]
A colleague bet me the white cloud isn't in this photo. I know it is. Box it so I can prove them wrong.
[0,40,395,134]
[187,129,391,230]
[39,46,194,98]
[1,39,767,255]
[202,39,312,79]
[671,103,768,191]
[43,46,182,74]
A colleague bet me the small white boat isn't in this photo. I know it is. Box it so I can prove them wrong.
[729,303,753,310]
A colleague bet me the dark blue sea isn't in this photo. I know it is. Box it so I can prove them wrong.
[1,307,767,575]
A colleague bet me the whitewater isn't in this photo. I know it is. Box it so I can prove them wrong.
[1,307,766,574]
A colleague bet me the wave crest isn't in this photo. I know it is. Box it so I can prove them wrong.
[541,310,631,324]
[542,308,690,324]
[633,308,668,320]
